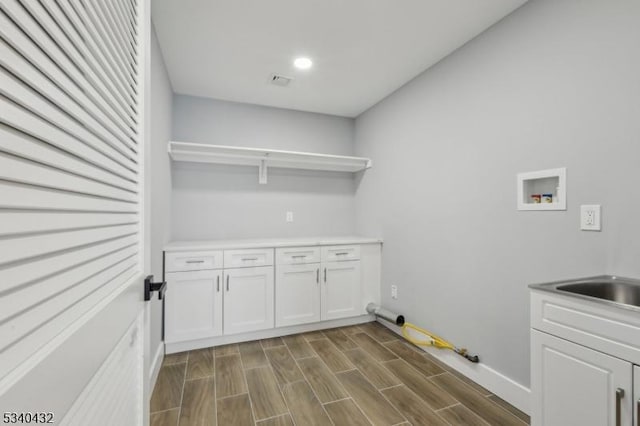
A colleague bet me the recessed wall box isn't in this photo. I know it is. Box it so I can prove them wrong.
[517,167,567,211]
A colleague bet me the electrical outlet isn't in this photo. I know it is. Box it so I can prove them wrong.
[586,211,595,225]
[391,285,398,300]
[580,205,601,231]
[286,211,294,222]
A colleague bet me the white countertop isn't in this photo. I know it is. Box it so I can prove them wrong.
[164,236,383,252]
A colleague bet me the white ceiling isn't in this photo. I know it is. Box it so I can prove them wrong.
[152,0,527,117]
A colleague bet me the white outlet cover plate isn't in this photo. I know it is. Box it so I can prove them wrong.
[580,204,601,231]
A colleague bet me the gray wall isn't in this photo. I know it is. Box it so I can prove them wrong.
[149,24,173,369]
[171,95,357,240]
[354,0,640,388]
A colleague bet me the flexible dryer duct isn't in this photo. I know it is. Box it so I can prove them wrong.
[365,303,479,363]
[365,303,405,326]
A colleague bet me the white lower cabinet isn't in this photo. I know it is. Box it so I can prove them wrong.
[531,329,632,426]
[275,244,362,326]
[165,270,223,343]
[165,266,274,342]
[275,263,321,327]
[530,288,640,426]
[322,260,361,320]
[223,266,275,335]
[164,241,380,352]
[275,260,362,325]
[634,366,640,426]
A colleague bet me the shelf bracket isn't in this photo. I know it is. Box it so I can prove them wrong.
[258,159,268,184]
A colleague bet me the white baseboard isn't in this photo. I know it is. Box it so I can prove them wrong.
[377,320,531,415]
[165,315,374,354]
[148,342,164,394]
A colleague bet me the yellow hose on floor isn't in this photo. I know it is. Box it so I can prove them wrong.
[401,322,479,363]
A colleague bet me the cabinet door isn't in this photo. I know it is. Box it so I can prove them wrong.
[531,330,632,426]
[165,270,223,343]
[224,266,274,335]
[634,366,640,426]
[276,263,321,327]
[322,260,361,321]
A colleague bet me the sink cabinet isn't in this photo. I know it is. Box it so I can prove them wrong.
[531,329,632,426]
[635,367,640,426]
[531,289,640,426]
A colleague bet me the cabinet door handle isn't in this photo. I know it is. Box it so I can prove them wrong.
[226,275,230,291]
[324,268,327,283]
[636,398,639,426]
[292,255,306,258]
[616,388,624,426]
[242,257,258,261]
[217,275,220,292]
[335,252,349,256]
[185,260,205,264]
[316,268,319,284]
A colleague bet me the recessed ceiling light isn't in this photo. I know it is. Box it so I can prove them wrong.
[293,57,313,70]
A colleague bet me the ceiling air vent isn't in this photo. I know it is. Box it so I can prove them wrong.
[269,73,293,87]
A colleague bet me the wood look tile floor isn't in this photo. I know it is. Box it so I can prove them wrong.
[151,323,529,426]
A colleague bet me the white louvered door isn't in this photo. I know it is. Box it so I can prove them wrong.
[0,0,150,424]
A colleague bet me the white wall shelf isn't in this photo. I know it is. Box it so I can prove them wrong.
[517,167,566,211]
[168,141,372,184]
